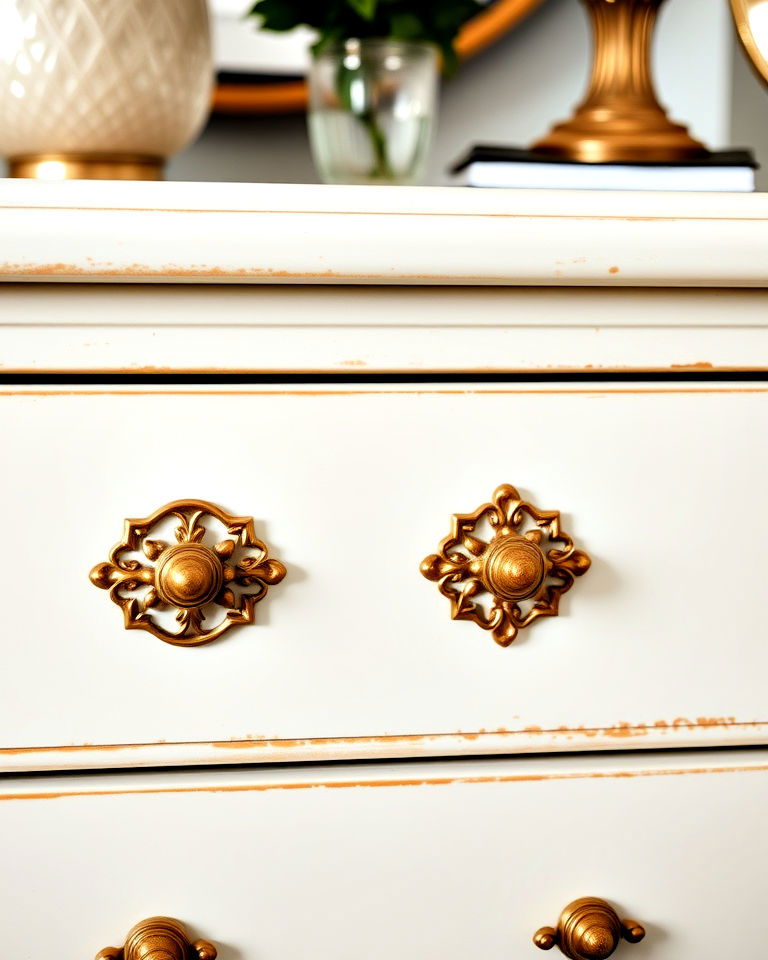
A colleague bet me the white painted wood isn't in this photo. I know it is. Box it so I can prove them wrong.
[1,383,767,770]
[2,284,768,373]
[1,723,765,774]
[1,179,768,286]
[0,750,766,959]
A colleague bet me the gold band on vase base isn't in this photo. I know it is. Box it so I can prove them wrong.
[8,153,164,180]
[533,0,707,163]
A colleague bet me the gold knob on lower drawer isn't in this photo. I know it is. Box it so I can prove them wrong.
[420,484,590,646]
[90,499,286,646]
[534,897,645,959]
[96,916,217,960]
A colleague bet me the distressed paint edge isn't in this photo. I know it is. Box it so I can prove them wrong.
[4,272,768,289]
[0,364,765,376]
[2,387,768,398]
[2,760,767,802]
[2,722,766,773]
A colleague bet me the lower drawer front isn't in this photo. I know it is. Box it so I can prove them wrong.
[1,750,765,958]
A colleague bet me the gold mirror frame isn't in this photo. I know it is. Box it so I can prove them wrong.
[213,0,545,114]
[731,0,768,87]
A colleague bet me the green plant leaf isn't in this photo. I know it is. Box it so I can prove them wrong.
[346,0,378,21]
[389,11,427,40]
[248,0,483,68]
[311,26,347,56]
[335,60,362,114]
[248,0,304,32]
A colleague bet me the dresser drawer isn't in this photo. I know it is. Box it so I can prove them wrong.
[2,384,767,770]
[0,750,765,958]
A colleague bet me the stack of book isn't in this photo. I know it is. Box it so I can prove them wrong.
[451,146,757,192]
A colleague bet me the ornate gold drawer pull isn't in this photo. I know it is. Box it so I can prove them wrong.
[534,897,645,959]
[96,916,217,960]
[90,499,286,647]
[420,484,590,646]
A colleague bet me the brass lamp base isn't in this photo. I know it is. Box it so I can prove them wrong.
[533,0,707,163]
[8,153,164,180]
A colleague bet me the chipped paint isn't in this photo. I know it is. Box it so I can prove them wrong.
[2,719,766,773]
[0,718,760,759]
[2,261,651,283]
[669,361,715,370]
[1,387,767,400]
[2,761,766,804]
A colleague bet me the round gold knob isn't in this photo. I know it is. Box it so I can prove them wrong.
[534,897,646,959]
[96,916,217,960]
[480,534,546,601]
[155,543,224,608]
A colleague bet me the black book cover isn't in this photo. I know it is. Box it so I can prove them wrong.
[451,145,758,173]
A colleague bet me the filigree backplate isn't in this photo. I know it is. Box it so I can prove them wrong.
[90,499,286,647]
[420,484,590,647]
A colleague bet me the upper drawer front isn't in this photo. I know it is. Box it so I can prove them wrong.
[1,385,767,770]
[5,284,768,375]
[1,751,766,959]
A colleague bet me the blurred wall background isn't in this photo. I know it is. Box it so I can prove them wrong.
[733,23,768,189]
[170,0,768,188]
[2,0,766,187]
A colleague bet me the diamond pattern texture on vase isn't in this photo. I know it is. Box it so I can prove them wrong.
[0,0,212,157]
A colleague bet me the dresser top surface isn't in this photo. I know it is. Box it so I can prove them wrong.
[1,178,767,288]
[3,177,768,218]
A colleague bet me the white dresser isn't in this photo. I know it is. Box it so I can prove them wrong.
[0,180,766,959]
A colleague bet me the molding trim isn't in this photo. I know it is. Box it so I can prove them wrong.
[2,181,768,287]
[2,721,767,773]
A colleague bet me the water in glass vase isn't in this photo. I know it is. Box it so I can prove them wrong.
[309,108,433,185]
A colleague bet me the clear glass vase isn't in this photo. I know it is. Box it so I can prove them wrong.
[308,38,438,186]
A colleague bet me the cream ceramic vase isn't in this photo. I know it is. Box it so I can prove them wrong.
[0,0,212,179]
